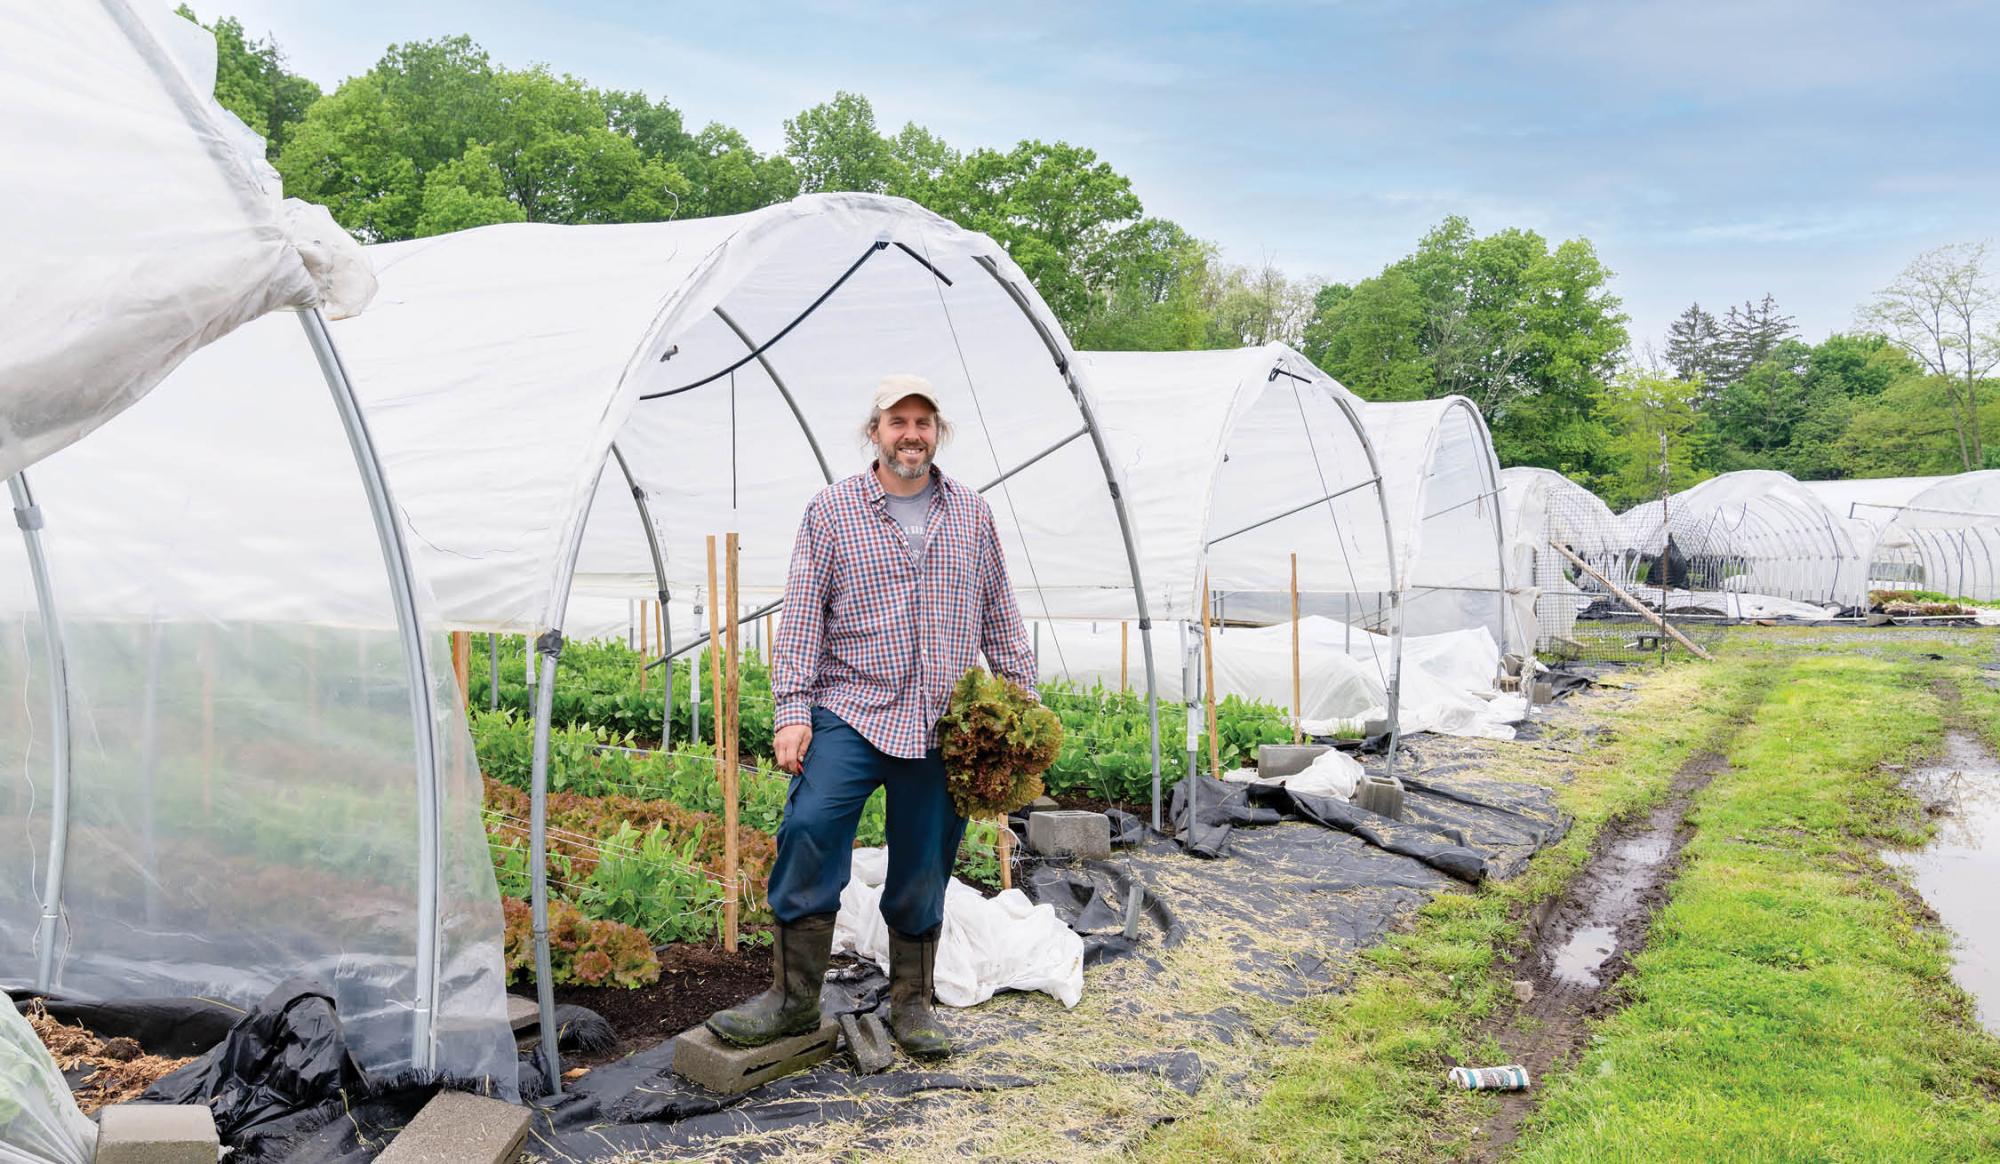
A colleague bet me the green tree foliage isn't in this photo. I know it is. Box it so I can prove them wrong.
[1856,242,2000,470]
[1596,370,1711,510]
[783,91,899,194]
[176,7,320,159]
[1299,216,1629,474]
[277,38,692,240]
[1664,302,1725,389]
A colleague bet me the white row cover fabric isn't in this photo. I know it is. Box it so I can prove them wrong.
[0,0,373,480]
[1032,616,1520,740]
[1225,747,1365,800]
[834,848,1084,1008]
[0,314,516,1095]
[1501,467,1624,651]
[1358,398,1523,655]
[1070,345,1395,621]
[1620,470,1867,608]
[252,194,1144,634]
[1872,471,2000,600]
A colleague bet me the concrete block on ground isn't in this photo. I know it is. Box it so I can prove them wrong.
[1353,774,1405,821]
[1361,718,1390,738]
[1026,810,1112,860]
[375,1091,529,1164]
[839,1011,895,1075]
[506,994,537,1031]
[1256,744,1329,780]
[1531,680,1555,704]
[673,1020,838,1095]
[1027,794,1060,812]
[93,1104,218,1164]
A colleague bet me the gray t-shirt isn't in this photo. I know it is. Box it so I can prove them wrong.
[883,478,934,563]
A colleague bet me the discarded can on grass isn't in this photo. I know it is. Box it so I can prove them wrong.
[1448,1065,1530,1091]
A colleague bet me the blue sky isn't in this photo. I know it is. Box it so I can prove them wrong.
[199,0,2000,353]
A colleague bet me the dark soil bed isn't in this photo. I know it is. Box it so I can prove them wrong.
[545,940,773,1066]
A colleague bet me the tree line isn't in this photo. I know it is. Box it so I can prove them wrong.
[188,10,1999,512]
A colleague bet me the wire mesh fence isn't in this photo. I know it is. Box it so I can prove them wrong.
[1527,491,1725,665]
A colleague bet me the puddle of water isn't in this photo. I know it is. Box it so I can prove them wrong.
[1550,924,1619,986]
[1885,730,2000,1037]
[1546,822,1679,988]
[1612,834,1670,863]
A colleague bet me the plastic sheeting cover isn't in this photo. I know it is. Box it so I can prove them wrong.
[1032,616,1518,739]
[0,997,95,1164]
[1070,346,1393,622]
[203,193,1149,634]
[0,0,373,480]
[1620,470,1866,608]
[0,314,515,1096]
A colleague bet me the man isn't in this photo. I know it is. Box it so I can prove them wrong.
[706,374,1037,1060]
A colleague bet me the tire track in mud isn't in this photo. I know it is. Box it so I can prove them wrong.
[1464,678,1771,1163]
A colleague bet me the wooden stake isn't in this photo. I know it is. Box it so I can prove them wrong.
[996,816,1013,890]
[1290,553,1302,745]
[706,536,723,754]
[723,532,742,953]
[1120,621,1129,693]
[1201,575,1220,781]
[451,630,471,710]
[637,595,648,693]
[1548,541,1714,661]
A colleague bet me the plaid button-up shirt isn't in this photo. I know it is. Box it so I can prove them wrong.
[772,466,1036,759]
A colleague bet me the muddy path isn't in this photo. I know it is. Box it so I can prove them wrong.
[1463,692,1767,1161]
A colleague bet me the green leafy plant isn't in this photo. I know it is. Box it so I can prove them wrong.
[939,669,1063,818]
[500,896,659,988]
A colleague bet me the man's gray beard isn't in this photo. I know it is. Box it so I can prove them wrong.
[880,445,933,480]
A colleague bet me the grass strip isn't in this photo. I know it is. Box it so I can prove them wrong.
[1142,647,1778,1162]
[1510,637,2000,1161]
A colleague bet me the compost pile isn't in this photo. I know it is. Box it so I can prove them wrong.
[939,669,1063,818]
[25,1000,192,1114]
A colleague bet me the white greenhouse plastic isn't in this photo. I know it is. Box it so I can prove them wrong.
[1500,467,1624,651]
[1,0,512,1103]
[1059,345,1403,743]
[1620,470,1867,609]
[163,194,1161,1092]
[1803,475,1952,591]
[1871,472,2000,601]
[1357,398,1526,656]
[0,0,372,481]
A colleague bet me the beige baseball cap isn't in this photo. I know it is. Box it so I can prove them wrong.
[872,373,941,413]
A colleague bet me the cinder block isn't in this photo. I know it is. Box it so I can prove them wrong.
[1361,718,1390,738]
[1027,794,1060,812]
[1256,744,1329,780]
[1531,680,1555,704]
[376,1090,529,1164]
[839,1011,895,1075]
[673,1020,838,1095]
[1353,773,1405,821]
[93,1104,218,1164]
[505,994,538,1031]
[1026,810,1112,859]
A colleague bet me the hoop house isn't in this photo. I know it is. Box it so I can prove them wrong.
[1619,470,1866,610]
[1030,346,1403,744]
[0,0,370,478]
[1500,467,1623,650]
[1,1,513,1096]
[178,194,1159,1090]
[1357,398,1524,655]
[1803,476,1952,591]
[1871,472,2000,600]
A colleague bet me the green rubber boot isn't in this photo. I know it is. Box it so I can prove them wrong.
[705,913,834,1047]
[886,930,952,1060]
